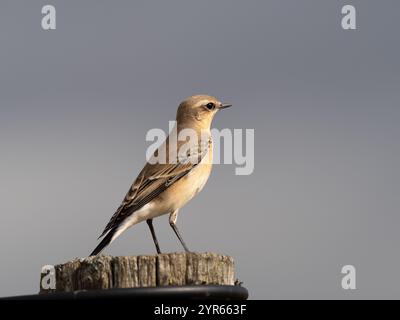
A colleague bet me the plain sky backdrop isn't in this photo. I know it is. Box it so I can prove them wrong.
[0,0,399,298]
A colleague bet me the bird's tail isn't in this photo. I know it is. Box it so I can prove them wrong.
[90,227,117,256]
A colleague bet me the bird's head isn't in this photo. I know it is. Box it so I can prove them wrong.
[176,95,232,130]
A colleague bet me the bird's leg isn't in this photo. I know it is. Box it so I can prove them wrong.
[169,210,190,252]
[146,219,161,254]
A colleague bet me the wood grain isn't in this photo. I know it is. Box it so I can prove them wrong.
[40,252,235,293]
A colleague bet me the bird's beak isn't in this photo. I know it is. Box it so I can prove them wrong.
[219,103,232,110]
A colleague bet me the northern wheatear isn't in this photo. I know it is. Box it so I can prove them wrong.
[90,95,231,256]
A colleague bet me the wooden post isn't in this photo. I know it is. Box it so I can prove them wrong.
[40,252,236,293]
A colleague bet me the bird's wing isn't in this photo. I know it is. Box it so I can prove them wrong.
[98,138,211,238]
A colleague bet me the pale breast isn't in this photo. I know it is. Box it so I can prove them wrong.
[158,142,213,212]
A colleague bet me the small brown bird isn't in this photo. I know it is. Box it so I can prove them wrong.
[90,95,231,256]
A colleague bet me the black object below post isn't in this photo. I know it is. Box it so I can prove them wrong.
[2,285,249,300]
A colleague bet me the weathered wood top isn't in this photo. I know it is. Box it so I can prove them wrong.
[40,252,236,293]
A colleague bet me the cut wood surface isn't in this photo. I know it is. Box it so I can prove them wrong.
[40,252,235,293]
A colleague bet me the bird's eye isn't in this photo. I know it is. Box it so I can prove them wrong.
[205,102,215,110]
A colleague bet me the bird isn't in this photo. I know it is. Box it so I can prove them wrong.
[90,95,232,256]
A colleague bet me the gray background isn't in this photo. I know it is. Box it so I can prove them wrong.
[0,0,399,299]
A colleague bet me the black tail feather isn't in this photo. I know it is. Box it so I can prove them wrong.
[90,228,117,256]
